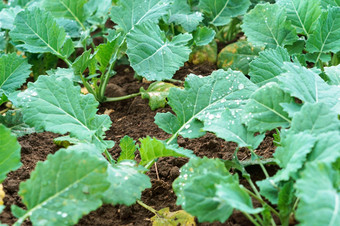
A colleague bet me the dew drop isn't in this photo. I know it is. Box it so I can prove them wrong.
[238,84,244,90]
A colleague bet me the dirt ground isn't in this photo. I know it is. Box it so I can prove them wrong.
[0,63,277,226]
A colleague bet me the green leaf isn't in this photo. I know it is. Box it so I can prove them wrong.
[173,157,235,223]
[0,6,23,30]
[0,124,21,183]
[199,0,251,26]
[17,75,112,150]
[138,136,194,166]
[290,102,340,134]
[126,21,192,81]
[0,110,36,137]
[14,146,110,225]
[204,109,265,149]
[140,82,176,110]
[151,208,196,226]
[102,160,151,206]
[308,132,340,164]
[322,0,340,8]
[46,68,76,82]
[10,8,73,57]
[256,178,279,204]
[325,65,340,85]
[117,136,136,162]
[42,0,87,29]
[242,82,292,133]
[84,0,111,26]
[192,26,216,46]
[241,3,298,48]
[295,162,340,226]
[273,132,316,181]
[306,7,340,62]
[155,69,258,139]
[0,53,31,97]
[110,0,171,34]
[249,46,290,86]
[278,63,340,111]
[169,0,203,32]
[277,0,322,36]
[217,41,263,74]
[277,181,295,226]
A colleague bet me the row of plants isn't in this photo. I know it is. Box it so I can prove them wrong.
[1,0,339,225]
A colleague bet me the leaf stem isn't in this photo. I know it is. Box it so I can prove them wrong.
[137,200,159,216]
[104,149,115,165]
[249,149,270,178]
[243,212,261,226]
[98,62,116,102]
[104,92,141,102]
[165,78,184,84]
[245,188,280,217]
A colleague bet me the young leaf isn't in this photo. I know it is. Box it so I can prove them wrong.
[118,136,136,162]
[140,82,176,110]
[173,157,238,223]
[276,0,321,36]
[242,82,292,133]
[138,136,194,166]
[0,6,23,30]
[0,110,36,137]
[217,41,263,74]
[324,65,340,85]
[192,26,216,46]
[249,46,290,86]
[0,124,21,183]
[295,162,340,226]
[126,21,192,81]
[0,53,31,97]
[13,147,110,225]
[273,132,316,182]
[308,132,340,164]
[241,3,298,48]
[10,8,74,58]
[155,69,258,140]
[17,75,113,150]
[168,0,203,32]
[41,0,87,29]
[306,7,340,62]
[277,181,295,226]
[102,160,151,206]
[290,102,340,134]
[203,109,265,149]
[199,0,251,26]
[110,0,171,34]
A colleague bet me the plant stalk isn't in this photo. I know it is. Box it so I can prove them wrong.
[245,189,280,217]
[137,200,160,217]
[243,212,261,226]
[249,149,270,178]
[98,62,116,101]
[104,149,115,165]
[104,92,141,102]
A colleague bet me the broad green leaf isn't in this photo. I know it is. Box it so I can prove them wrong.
[256,178,279,204]
[151,208,196,226]
[199,0,251,26]
[0,53,31,97]
[278,63,340,112]
[192,26,216,46]
[0,110,36,137]
[308,132,340,164]
[296,162,340,226]
[306,7,340,62]
[84,0,111,26]
[241,3,298,48]
[249,46,290,86]
[0,6,23,30]
[14,147,110,225]
[17,75,112,150]
[102,161,151,206]
[126,21,192,81]
[140,82,176,110]
[110,0,171,34]
[46,68,75,82]
[216,182,263,214]
[138,136,194,166]
[290,102,340,134]
[242,82,292,133]
[325,65,340,85]
[322,0,340,8]
[0,124,21,183]
[277,0,321,36]
[217,41,263,74]
[42,0,87,29]
[169,0,203,32]
[204,109,265,149]
[10,8,73,58]
[118,136,136,162]
[155,69,258,139]
[273,132,316,181]
[72,50,93,76]
[173,157,235,223]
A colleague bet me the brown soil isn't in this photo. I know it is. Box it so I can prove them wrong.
[1,63,277,226]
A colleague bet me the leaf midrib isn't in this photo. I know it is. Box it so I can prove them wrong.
[211,0,230,24]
